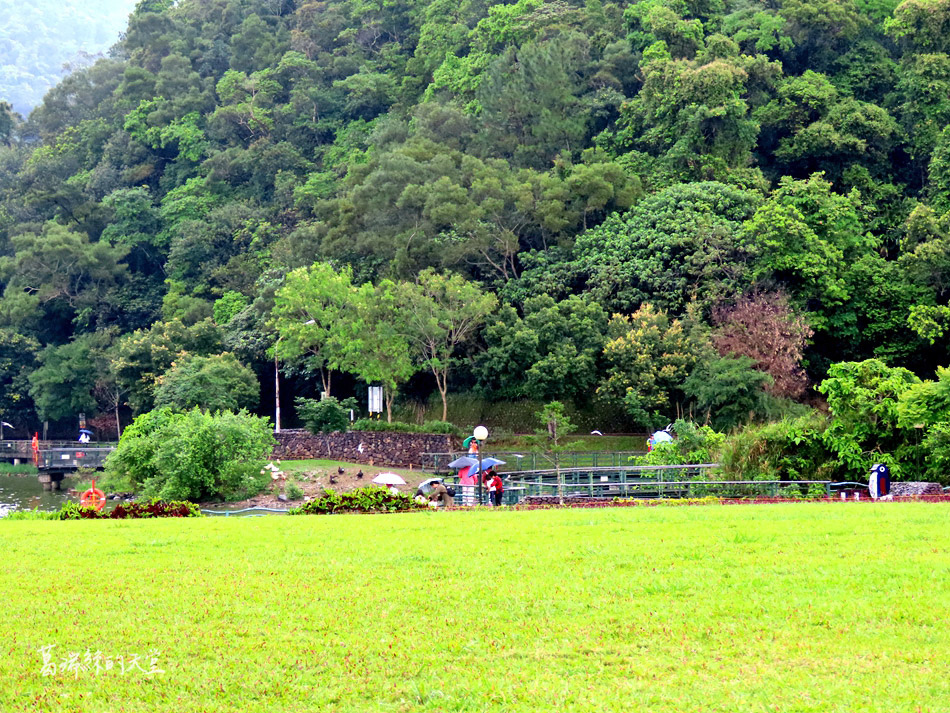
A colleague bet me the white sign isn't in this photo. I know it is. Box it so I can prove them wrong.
[368,386,383,414]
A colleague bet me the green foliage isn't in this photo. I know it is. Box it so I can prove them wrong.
[212,291,249,326]
[719,412,838,481]
[285,482,304,500]
[111,318,224,414]
[818,358,921,475]
[350,418,462,436]
[598,305,712,428]
[2,508,58,521]
[57,498,202,519]
[153,352,259,413]
[296,396,350,436]
[271,263,362,395]
[105,408,275,502]
[4,0,950,443]
[742,174,873,336]
[684,356,773,431]
[634,419,726,466]
[288,486,425,514]
[575,182,762,314]
[536,401,575,447]
[397,269,497,421]
[476,294,607,401]
[28,336,98,421]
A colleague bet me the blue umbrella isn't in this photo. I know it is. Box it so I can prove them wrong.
[476,457,506,471]
[447,456,478,469]
[79,429,94,435]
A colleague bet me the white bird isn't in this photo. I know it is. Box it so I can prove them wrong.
[590,430,603,436]
[357,442,365,454]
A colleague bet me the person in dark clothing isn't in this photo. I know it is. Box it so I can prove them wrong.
[490,472,504,506]
[428,480,453,507]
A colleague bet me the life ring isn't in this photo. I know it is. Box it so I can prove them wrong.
[80,481,106,511]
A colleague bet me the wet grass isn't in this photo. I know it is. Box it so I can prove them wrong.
[2,502,948,712]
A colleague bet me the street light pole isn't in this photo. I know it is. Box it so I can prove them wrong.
[473,425,488,505]
[274,346,281,434]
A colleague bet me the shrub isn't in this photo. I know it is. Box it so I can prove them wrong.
[105,408,275,502]
[58,499,202,519]
[349,418,462,436]
[285,482,304,500]
[3,509,58,521]
[296,396,350,435]
[719,412,838,481]
[352,418,419,432]
[632,419,725,466]
[421,420,463,436]
[288,486,425,515]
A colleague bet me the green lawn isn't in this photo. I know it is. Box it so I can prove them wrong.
[3,503,949,712]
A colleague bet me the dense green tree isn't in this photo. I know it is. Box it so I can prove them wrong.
[153,352,259,412]
[270,262,362,396]
[818,358,921,474]
[0,329,39,432]
[476,294,608,401]
[616,39,781,181]
[0,222,128,339]
[741,173,874,338]
[598,304,712,428]
[575,181,761,314]
[684,355,773,431]
[346,280,416,422]
[105,407,275,501]
[111,318,224,414]
[28,336,99,422]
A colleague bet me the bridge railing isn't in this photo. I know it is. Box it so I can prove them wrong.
[504,478,835,501]
[37,447,116,471]
[421,451,648,473]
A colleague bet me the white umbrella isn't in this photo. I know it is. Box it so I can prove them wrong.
[372,473,406,486]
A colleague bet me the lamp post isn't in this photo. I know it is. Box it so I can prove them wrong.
[274,340,282,433]
[473,425,488,505]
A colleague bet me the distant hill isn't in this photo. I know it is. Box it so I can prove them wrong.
[0,0,137,116]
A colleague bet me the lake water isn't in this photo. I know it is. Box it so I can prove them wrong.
[0,473,78,515]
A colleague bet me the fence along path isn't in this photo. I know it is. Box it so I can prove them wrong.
[422,450,648,473]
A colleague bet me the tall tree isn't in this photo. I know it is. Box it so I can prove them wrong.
[270,262,362,396]
[396,269,497,421]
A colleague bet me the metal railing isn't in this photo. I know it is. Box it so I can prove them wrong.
[37,447,116,471]
[422,451,648,473]
[506,478,836,501]
[201,506,290,516]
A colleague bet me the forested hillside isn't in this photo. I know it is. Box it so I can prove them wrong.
[0,0,138,116]
[1,0,949,446]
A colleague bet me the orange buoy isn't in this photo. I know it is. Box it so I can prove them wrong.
[80,479,107,511]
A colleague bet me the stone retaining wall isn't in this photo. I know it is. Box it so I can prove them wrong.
[891,481,944,497]
[273,429,457,468]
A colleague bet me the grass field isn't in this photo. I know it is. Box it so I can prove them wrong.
[2,503,949,712]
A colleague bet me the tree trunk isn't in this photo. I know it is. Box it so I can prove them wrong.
[114,401,121,440]
[432,366,449,422]
[385,387,395,423]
